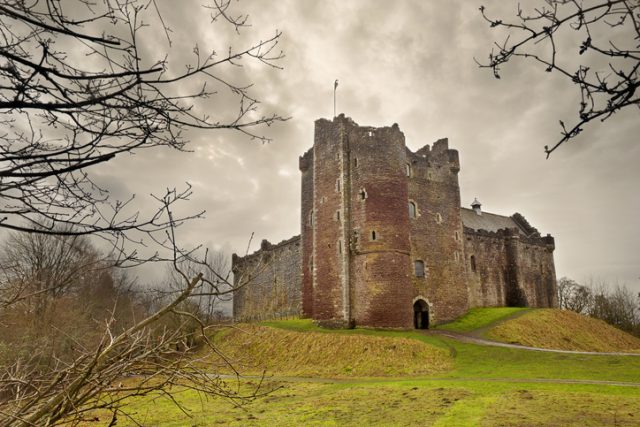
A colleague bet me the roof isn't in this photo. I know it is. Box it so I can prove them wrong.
[460,208,524,234]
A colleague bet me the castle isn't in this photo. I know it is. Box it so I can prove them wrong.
[232,115,558,329]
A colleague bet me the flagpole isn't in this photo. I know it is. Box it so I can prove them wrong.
[333,79,338,118]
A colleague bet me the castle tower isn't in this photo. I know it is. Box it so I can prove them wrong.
[300,115,414,328]
[407,138,469,324]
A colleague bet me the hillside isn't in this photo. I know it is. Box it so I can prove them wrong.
[487,309,640,352]
[209,323,452,378]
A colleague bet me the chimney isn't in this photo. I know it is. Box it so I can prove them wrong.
[471,198,482,216]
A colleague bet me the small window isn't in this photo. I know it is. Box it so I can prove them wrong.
[338,240,342,254]
[371,230,377,241]
[354,157,358,167]
[435,213,443,224]
[308,210,314,226]
[470,255,477,272]
[414,260,425,277]
[359,189,367,200]
[336,210,340,221]
[405,163,412,177]
[409,201,417,219]
[336,178,341,192]
[455,231,460,241]
[367,131,373,137]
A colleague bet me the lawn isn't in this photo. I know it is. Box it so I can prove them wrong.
[85,379,640,426]
[435,307,530,333]
[77,314,640,426]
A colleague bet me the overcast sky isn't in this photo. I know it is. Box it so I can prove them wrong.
[94,0,640,292]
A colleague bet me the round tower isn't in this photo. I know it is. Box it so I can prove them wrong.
[346,120,413,328]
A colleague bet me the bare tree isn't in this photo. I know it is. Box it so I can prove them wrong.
[0,0,284,424]
[559,276,640,337]
[557,276,592,314]
[0,0,285,261]
[478,1,640,157]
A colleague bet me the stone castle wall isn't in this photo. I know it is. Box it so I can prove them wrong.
[407,139,469,324]
[346,121,413,328]
[232,115,558,327]
[463,228,557,309]
[231,236,302,321]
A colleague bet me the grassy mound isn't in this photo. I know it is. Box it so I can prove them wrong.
[487,309,640,352]
[208,324,452,378]
[436,307,530,332]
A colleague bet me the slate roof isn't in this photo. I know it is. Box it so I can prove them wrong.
[460,207,525,234]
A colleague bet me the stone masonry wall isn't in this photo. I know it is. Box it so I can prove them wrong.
[515,235,558,308]
[232,236,302,321]
[463,228,558,309]
[463,229,509,307]
[347,120,413,328]
[232,115,558,327]
[300,148,314,317]
[407,139,469,324]
[311,118,349,324]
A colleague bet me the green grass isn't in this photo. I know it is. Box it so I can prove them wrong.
[436,307,530,332]
[77,316,640,426]
[486,309,640,352]
[207,324,452,377]
[263,318,640,383]
[83,379,640,426]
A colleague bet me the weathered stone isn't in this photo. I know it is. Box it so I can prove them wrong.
[232,115,558,328]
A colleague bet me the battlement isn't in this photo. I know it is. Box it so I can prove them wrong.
[409,138,460,174]
[234,115,558,327]
[314,114,405,148]
[463,226,554,249]
[232,235,301,269]
[299,148,313,172]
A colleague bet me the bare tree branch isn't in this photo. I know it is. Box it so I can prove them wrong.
[478,1,640,157]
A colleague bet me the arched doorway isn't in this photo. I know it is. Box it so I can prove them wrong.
[413,299,429,329]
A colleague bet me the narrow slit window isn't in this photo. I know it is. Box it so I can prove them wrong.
[409,201,417,218]
[371,230,377,241]
[470,255,477,272]
[414,260,425,277]
[360,189,367,200]
[406,163,412,177]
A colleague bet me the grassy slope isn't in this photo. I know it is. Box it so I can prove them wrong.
[487,309,640,352]
[436,307,530,332]
[205,318,640,384]
[80,317,640,426]
[207,323,452,377]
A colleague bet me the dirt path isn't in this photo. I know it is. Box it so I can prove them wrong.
[425,329,640,356]
[469,309,532,338]
[217,374,640,388]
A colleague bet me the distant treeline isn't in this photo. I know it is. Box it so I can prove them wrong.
[558,277,640,337]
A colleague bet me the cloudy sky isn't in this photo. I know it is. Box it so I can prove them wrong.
[93,0,640,292]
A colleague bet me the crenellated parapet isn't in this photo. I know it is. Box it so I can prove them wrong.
[299,148,313,172]
[232,114,559,326]
[232,235,301,268]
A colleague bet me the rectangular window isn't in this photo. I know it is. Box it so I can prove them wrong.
[414,260,425,277]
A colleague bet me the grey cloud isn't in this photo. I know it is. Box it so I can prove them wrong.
[85,0,640,291]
